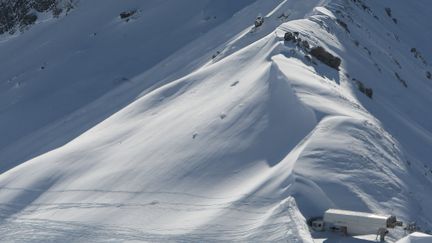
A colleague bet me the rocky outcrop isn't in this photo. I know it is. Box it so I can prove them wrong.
[0,0,74,35]
[310,46,341,70]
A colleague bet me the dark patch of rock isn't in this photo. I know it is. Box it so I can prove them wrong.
[310,46,341,70]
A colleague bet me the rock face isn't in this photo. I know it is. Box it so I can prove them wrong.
[353,78,373,99]
[33,0,56,12]
[254,16,264,27]
[284,32,295,41]
[0,0,72,34]
[310,46,341,70]
[119,10,136,20]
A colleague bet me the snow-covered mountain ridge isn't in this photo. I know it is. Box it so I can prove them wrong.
[0,0,431,242]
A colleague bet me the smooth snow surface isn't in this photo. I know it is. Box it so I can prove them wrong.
[396,233,432,243]
[1,0,432,242]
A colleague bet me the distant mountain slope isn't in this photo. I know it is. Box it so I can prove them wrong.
[0,0,431,242]
[0,0,256,155]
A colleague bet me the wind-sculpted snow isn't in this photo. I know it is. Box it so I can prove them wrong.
[396,233,432,243]
[0,0,432,242]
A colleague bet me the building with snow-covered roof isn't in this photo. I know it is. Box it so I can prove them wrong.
[311,209,403,241]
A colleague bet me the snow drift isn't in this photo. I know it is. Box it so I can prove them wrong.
[396,233,432,243]
[1,0,431,242]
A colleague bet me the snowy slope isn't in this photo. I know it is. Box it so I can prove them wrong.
[1,0,432,242]
[0,0,261,162]
[396,232,432,243]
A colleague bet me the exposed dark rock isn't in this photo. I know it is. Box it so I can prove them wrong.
[384,7,397,24]
[52,6,62,17]
[21,13,37,26]
[374,63,382,73]
[410,47,428,65]
[254,16,264,27]
[33,0,56,12]
[395,72,408,87]
[337,19,350,33]
[364,87,373,98]
[0,0,73,34]
[353,78,373,98]
[393,58,401,69]
[301,40,310,50]
[363,46,371,56]
[385,7,392,17]
[426,71,431,80]
[120,10,136,20]
[310,46,341,70]
[284,31,311,53]
[361,4,370,11]
[230,80,239,87]
[284,32,295,42]
[354,40,359,47]
[212,51,220,59]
